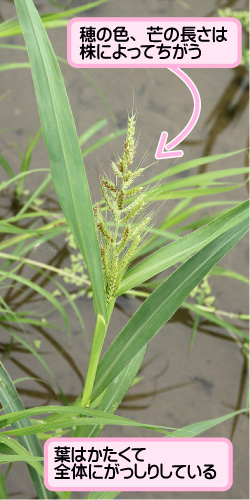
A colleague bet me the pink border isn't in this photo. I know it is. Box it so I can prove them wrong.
[44,437,233,492]
[67,17,242,68]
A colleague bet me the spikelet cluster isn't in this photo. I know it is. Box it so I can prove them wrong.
[94,115,153,304]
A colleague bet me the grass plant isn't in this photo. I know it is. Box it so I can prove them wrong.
[0,0,249,498]
[218,8,249,68]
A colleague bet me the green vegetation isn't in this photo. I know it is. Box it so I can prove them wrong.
[0,0,248,498]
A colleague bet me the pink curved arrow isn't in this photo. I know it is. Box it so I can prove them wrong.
[155,68,201,160]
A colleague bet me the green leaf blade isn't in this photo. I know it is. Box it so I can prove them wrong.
[0,363,56,499]
[14,0,107,321]
[92,219,249,402]
[117,201,249,296]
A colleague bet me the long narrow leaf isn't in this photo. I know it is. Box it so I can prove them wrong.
[0,438,67,500]
[142,149,247,185]
[0,63,31,72]
[0,168,49,193]
[160,201,237,230]
[147,184,242,200]
[210,265,249,284]
[0,435,43,475]
[0,363,56,499]
[0,270,70,335]
[173,409,247,437]
[0,470,8,499]
[149,167,249,193]
[82,128,126,158]
[18,173,52,216]
[91,220,248,402]
[117,201,249,296]
[183,302,249,341]
[79,119,107,147]
[0,154,15,178]
[0,404,247,446]
[16,128,42,197]
[0,0,111,37]
[14,0,107,321]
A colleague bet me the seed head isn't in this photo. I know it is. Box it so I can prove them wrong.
[96,113,154,303]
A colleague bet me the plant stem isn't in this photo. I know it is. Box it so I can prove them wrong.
[74,299,115,437]
[81,315,106,408]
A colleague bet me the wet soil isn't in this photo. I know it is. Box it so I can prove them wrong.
[0,0,249,499]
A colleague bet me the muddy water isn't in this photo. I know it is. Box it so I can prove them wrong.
[0,0,249,498]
